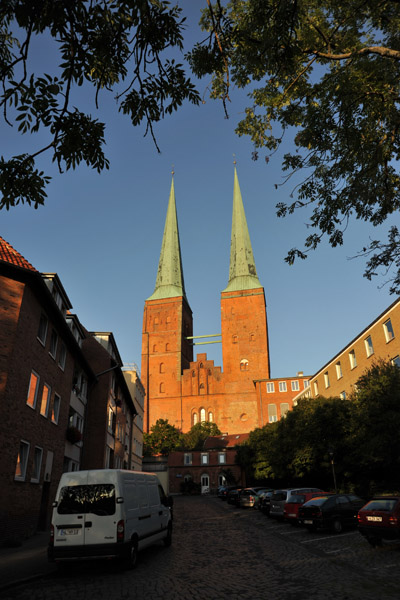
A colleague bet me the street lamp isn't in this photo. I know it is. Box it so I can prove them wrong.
[328,446,338,494]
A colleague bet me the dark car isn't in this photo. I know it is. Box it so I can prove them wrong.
[260,490,275,516]
[226,487,244,506]
[358,495,400,547]
[218,485,240,500]
[283,491,330,525]
[298,493,365,533]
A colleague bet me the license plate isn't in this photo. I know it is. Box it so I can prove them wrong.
[366,516,382,522]
[60,528,79,535]
[288,513,296,517]
[303,520,313,525]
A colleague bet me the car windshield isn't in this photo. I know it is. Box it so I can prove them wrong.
[272,491,288,501]
[363,499,399,511]
[304,496,330,507]
[57,484,116,515]
[288,495,305,504]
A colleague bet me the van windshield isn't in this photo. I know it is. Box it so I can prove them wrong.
[57,484,116,515]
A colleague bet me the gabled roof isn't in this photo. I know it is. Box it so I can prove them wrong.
[0,236,38,272]
[203,433,250,450]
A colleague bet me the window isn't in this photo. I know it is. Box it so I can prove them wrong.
[384,319,395,342]
[40,383,51,417]
[340,391,346,400]
[159,363,165,373]
[193,412,198,425]
[349,349,357,369]
[200,408,206,422]
[280,403,289,417]
[201,453,209,465]
[26,371,40,409]
[303,380,310,388]
[159,382,165,393]
[31,447,43,482]
[291,380,299,391]
[218,453,226,464]
[184,453,192,465]
[58,342,67,370]
[49,329,58,358]
[15,440,30,481]
[208,411,213,422]
[266,382,275,393]
[278,381,287,392]
[51,393,61,424]
[250,333,255,342]
[324,372,330,388]
[365,336,374,357]
[232,335,238,344]
[268,404,277,423]
[314,381,319,396]
[392,356,400,368]
[37,314,48,345]
[336,362,343,379]
[240,359,249,371]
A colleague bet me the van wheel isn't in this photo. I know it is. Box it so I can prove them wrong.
[163,523,172,547]
[126,539,138,569]
[332,518,342,534]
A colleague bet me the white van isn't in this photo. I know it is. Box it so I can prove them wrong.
[48,469,173,567]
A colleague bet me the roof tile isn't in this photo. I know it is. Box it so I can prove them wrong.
[0,237,38,272]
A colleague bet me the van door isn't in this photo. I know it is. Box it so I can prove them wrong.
[54,478,117,549]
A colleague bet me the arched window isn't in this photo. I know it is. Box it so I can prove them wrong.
[240,359,249,371]
[160,382,165,393]
[199,383,204,390]
[208,411,213,422]
[199,362,203,368]
[193,412,198,425]
[192,370,196,377]
[200,408,206,422]
[152,344,157,352]
[165,343,170,351]
[250,333,255,342]
[232,335,238,344]
[159,363,165,373]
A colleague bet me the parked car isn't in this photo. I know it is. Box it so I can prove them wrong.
[283,491,330,525]
[298,493,365,533]
[226,487,244,506]
[239,487,268,508]
[270,488,322,520]
[260,490,275,515]
[218,485,239,500]
[358,495,400,547]
[254,488,274,510]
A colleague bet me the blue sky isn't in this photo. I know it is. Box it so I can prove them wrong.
[2,3,398,378]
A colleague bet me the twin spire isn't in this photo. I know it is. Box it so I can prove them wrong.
[147,168,261,301]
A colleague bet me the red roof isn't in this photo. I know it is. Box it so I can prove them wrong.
[0,237,38,272]
[203,433,250,450]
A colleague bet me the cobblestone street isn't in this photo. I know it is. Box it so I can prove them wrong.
[4,496,400,600]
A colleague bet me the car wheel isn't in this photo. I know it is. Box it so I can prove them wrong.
[125,539,138,569]
[332,518,342,534]
[163,523,172,547]
[366,536,382,548]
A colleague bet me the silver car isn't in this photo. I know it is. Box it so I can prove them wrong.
[269,488,322,519]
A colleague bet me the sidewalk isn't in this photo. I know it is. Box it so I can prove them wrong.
[0,531,55,590]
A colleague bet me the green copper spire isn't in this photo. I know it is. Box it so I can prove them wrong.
[147,176,187,301]
[223,167,262,292]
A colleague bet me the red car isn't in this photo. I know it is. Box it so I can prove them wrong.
[358,495,400,547]
[283,491,330,525]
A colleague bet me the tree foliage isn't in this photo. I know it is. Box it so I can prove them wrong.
[188,0,400,293]
[238,360,400,495]
[143,418,183,456]
[182,421,221,450]
[0,0,200,209]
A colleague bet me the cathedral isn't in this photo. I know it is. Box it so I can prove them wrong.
[141,169,305,435]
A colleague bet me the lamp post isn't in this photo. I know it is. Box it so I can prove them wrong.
[328,447,338,494]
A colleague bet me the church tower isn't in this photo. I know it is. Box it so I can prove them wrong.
[141,176,193,432]
[220,167,270,390]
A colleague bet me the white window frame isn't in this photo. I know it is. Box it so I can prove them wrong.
[201,453,209,465]
[303,380,310,389]
[15,440,30,481]
[365,335,374,357]
[51,393,61,424]
[280,403,289,418]
[336,362,343,379]
[324,372,330,388]
[31,446,43,482]
[218,452,226,464]
[340,391,346,400]
[26,370,40,409]
[384,319,395,343]
[392,356,400,368]
[278,381,287,392]
[268,404,277,422]
[40,383,51,417]
[200,408,206,422]
[291,380,299,392]
[314,381,319,396]
[266,382,275,393]
[349,349,357,369]
[184,453,192,465]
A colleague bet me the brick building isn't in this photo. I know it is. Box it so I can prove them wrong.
[0,239,94,542]
[293,298,400,402]
[141,169,308,435]
[168,434,249,494]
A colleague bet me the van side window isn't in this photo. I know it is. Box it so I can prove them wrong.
[158,484,168,505]
[148,484,161,507]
